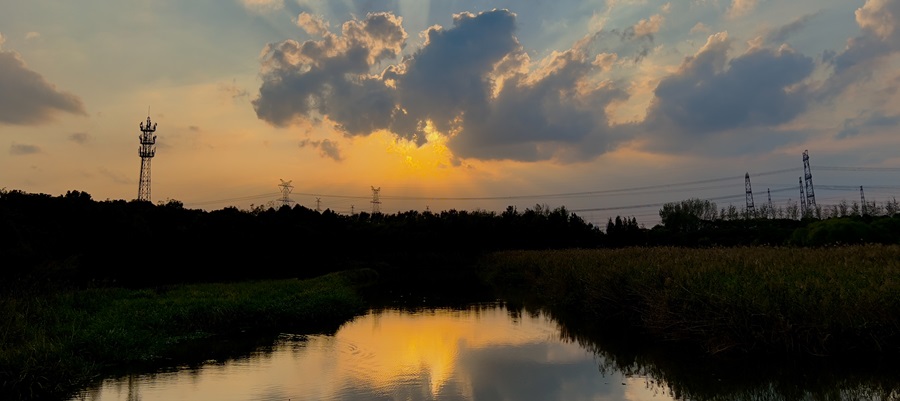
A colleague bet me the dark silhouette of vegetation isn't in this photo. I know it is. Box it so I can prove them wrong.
[4,190,900,287]
[0,189,600,287]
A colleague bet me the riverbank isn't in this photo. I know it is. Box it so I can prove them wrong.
[479,245,900,356]
[0,270,375,401]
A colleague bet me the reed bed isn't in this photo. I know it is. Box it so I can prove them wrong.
[481,245,900,356]
[0,270,372,401]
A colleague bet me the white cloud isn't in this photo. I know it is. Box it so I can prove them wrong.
[633,14,665,38]
[727,0,758,19]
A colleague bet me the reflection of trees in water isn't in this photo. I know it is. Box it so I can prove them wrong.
[527,305,900,401]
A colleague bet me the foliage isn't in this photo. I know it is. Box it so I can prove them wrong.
[481,246,900,357]
[0,271,372,401]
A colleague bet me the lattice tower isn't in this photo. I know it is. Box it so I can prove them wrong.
[278,179,295,208]
[803,150,817,215]
[137,116,157,202]
[745,173,755,216]
[371,186,381,214]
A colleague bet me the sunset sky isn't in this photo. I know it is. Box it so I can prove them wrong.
[3,0,900,226]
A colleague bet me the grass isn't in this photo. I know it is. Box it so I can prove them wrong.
[479,245,900,356]
[0,269,375,401]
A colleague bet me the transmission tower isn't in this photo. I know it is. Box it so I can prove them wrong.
[745,173,755,216]
[860,186,867,216]
[799,177,807,217]
[315,197,322,212]
[370,186,381,214]
[137,115,158,202]
[803,150,817,215]
[767,188,774,218]
[278,179,295,208]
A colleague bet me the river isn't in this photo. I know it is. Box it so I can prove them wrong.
[71,303,899,401]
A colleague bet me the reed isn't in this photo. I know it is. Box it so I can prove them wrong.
[0,270,373,401]
[481,245,900,356]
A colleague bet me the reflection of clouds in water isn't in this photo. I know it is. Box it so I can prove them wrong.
[73,307,674,401]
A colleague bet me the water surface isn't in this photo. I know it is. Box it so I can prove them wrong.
[73,304,670,401]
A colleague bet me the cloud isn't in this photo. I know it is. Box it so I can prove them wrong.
[252,12,407,133]
[299,138,343,161]
[821,0,900,98]
[690,22,711,34]
[240,0,282,12]
[68,132,90,144]
[296,12,330,36]
[25,32,40,40]
[10,143,41,155]
[727,0,758,19]
[837,110,900,138]
[0,38,87,125]
[766,12,820,44]
[632,14,665,39]
[641,32,815,149]
[254,9,631,163]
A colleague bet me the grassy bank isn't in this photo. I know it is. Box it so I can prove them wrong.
[0,269,375,401]
[480,245,900,356]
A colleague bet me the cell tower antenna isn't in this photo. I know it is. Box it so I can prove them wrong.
[767,188,774,218]
[278,179,295,208]
[137,113,158,202]
[803,150,817,216]
[316,197,322,212]
[370,186,381,214]
[860,186,867,216]
[799,177,807,218]
[745,173,755,216]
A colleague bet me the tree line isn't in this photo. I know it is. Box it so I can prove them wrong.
[3,189,899,287]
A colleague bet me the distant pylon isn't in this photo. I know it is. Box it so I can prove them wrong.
[799,177,807,217]
[860,186,867,215]
[370,186,381,214]
[767,188,774,218]
[315,197,322,212]
[745,173,755,216]
[137,115,158,202]
[803,150,817,216]
[278,179,295,208]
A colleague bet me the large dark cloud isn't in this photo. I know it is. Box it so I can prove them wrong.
[641,32,814,147]
[254,9,629,162]
[252,12,406,133]
[0,38,87,125]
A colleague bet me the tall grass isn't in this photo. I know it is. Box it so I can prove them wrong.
[0,269,374,401]
[481,245,900,356]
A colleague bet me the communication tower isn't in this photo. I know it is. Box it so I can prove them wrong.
[744,173,755,216]
[316,197,322,212]
[803,150,817,215]
[371,186,381,214]
[137,115,158,202]
[278,179,295,208]
[799,177,807,217]
[767,188,774,218]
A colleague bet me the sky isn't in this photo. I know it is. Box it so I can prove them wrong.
[3,0,900,227]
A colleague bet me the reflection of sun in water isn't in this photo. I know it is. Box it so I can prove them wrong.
[335,308,557,399]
